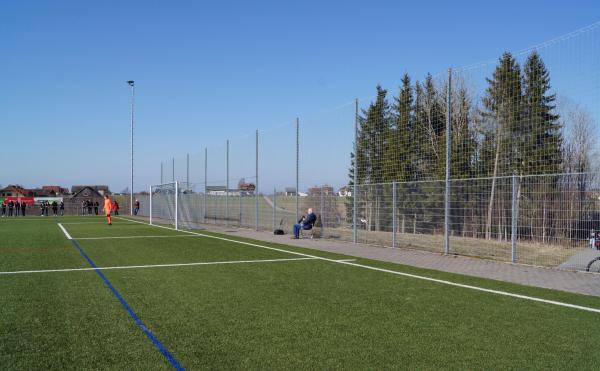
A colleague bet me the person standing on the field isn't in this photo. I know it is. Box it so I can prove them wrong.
[21,202,26,216]
[103,195,113,225]
[134,199,140,215]
[113,200,119,216]
[8,200,14,217]
[94,201,99,215]
[52,201,58,216]
[1,202,6,217]
[59,201,65,216]
[87,200,93,215]
[15,201,21,217]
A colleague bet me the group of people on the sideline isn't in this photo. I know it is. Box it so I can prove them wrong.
[81,200,100,215]
[1,200,27,217]
[80,199,120,216]
[0,200,65,217]
[39,201,64,216]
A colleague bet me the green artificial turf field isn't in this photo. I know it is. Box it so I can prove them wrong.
[1,215,600,370]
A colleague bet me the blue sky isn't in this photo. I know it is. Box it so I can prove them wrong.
[1,1,599,192]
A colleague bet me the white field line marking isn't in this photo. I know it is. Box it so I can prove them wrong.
[76,235,201,240]
[116,216,600,314]
[0,257,329,275]
[57,223,73,240]
[0,218,113,222]
[61,221,139,225]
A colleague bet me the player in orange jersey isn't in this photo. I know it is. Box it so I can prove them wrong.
[103,194,113,225]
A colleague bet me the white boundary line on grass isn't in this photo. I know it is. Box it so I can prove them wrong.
[61,221,139,225]
[116,216,600,314]
[76,235,201,240]
[58,223,73,240]
[0,257,333,275]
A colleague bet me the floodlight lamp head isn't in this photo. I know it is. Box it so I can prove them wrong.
[127,80,135,86]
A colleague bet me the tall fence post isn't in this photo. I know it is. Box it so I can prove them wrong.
[160,163,163,184]
[172,157,175,182]
[320,185,325,234]
[186,153,189,191]
[226,139,229,226]
[204,147,207,223]
[175,181,179,230]
[272,187,276,231]
[353,98,358,244]
[239,182,243,227]
[392,182,397,248]
[255,129,259,231]
[149,185,153,225]
[444,68,452,256]
[512,175,519,263]
[296,118,300,222]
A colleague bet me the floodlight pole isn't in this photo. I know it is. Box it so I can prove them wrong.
[127,80,135,216]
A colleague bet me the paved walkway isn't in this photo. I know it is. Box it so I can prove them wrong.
[559,249,600,271]
[200,224,600,297]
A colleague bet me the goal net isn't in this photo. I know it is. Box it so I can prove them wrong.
[150,182,179,229]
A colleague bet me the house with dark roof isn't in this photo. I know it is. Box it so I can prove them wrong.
[71,185,111,196]
[0,185,28,197]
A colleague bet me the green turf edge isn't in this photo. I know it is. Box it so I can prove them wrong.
[186,229,600,310]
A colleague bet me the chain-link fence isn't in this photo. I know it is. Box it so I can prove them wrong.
[138,22,600,270]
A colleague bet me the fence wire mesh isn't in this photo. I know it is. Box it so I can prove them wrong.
[142,23,600,271]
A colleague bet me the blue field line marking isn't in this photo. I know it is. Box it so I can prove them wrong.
[69,239,185,370]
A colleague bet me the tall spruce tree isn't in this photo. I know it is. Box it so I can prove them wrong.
[414,74,445,180]
[353,86,391,230]
[359,85,390,184]
[387,73,414,182]
[521,51,562,242]
[522,51,562,175]
[450,85,477,235]
[481,52,522,239]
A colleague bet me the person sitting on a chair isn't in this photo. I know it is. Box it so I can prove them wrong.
[293,208,317,239]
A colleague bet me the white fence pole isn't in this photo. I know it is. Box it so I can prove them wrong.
[392,182,397,248]
[175,181,179,230]
[149,185,153,225]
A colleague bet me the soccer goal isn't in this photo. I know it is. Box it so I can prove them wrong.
[150,182,179,230]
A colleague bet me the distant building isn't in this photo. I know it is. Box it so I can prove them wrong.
[70,186,104,200]
[42,186,69,196]
[308,185,335,197]
[285,187,297,196]
[338,186,352,197]
[238,180,256,196]
[0,185,27,197]
[71,185,111,196]
[206,186,240,196]
[206,186,226,196]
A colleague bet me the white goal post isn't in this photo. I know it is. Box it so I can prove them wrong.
[149,181,179,230]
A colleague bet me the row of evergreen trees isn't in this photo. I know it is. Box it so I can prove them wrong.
[347,51,579,241]
[350,51,562,186]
